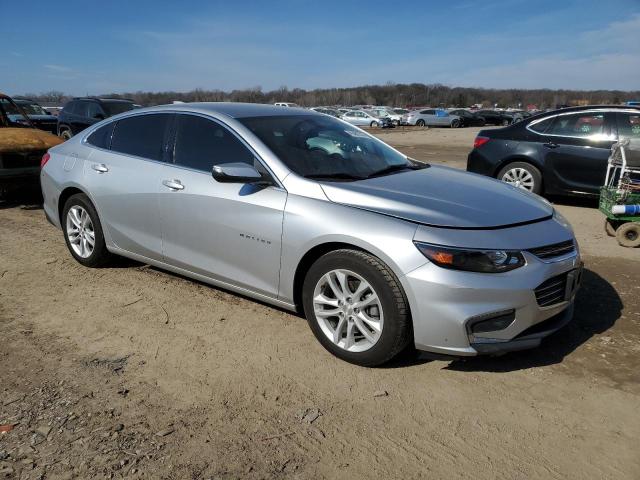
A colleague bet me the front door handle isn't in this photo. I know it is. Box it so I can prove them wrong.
[162,179,184,191]
[91,163,109,173]
[543,142,559,149]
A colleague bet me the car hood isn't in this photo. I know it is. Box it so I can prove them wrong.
[0,127,63,154]
[319,165,553,229]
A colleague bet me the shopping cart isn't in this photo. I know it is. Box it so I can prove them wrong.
[600,138,640,247]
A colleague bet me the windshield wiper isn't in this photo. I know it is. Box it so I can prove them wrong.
[303,173,365,181]
[366,162,428,179]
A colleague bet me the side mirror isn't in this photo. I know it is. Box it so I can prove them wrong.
[212,162,266,184]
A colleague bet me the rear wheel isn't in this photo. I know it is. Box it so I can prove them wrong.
[302,249,411,367]
[416,119,425,127]
[501,119,510,126]
[616,222,640,248]
[451,119,461,128]
[370,121,379,128]
[497,161,542,195]
[62,193,114,267]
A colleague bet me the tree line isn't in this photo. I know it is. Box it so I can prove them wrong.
[19,83,640,109]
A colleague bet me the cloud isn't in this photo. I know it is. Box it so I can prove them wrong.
[44,64,72,72]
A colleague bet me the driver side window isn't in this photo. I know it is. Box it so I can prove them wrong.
[173,115,256,172]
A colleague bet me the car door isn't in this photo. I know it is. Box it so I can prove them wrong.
[158,113,287,297]
[421,109,436,125]
[84,113,172,260]
[541,111,616,194]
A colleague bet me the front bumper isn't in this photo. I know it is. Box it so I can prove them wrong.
[403,249,581,356]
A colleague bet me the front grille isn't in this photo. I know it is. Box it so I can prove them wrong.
[528,240,575,260]
[0,152,43,169]
[534,272,569,307]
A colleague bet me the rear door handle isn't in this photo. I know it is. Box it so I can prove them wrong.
[162,179,184,191]
[543,142,559,149]
[91,163,109,173]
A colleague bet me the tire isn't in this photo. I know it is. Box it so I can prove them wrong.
[416,119,425,127]
[604,218,618,237]
[616,222,640,248]
[451,119,461,128]
[497,161,542,195]
[302,249,411,367]
[62,193,114,267]
[501,119,510,126]
[370,121,379,128]
[60,128,73,141]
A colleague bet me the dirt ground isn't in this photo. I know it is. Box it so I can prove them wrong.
[1,127,639,479]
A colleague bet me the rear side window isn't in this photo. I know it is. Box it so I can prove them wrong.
[528,116,554,134]
[173,114,255,172]
[86,122,115,149]
[616,112,640,139]
[111,114,171,161]
[547,112,604,138]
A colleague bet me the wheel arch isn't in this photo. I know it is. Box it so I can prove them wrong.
[292,242,369,312]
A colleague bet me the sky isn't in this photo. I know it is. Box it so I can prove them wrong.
[3,0,640,95]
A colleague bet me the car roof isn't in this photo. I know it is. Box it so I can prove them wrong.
[143,102,317,119]
[73,97,134,103]
[523,104,640,123]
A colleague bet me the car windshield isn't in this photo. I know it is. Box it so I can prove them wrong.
[239,114,419,180]
[19,103,48,115]
[101,101,134,116]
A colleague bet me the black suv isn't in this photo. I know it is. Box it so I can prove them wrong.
[467,105,640,196]
[57,98,135,139]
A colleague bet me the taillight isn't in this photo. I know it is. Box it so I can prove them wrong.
[473,136,490,148]
[40,152,51,168]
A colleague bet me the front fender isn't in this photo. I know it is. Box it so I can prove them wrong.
[278,194,425,304]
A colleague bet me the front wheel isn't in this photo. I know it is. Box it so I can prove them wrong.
[451,119,461,128]
[497,161,542,194]
[370,121,379,128]
[302,249,411,367]
[60,128,73,141]
[62,193,114,267]
[501,119,510,126]
[416,119,425,127]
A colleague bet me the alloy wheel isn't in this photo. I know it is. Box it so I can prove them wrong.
[502,167,535,191]
[312,269,383,352]
[66,206,95,258]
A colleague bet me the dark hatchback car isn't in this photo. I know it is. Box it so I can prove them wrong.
[448,109,486,127]
[467,105,640,196]
[57,98,134,139]
[12,99,58,134]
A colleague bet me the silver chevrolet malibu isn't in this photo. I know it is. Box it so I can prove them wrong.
[40,103,581,366]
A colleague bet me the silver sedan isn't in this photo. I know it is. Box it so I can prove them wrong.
[403,108,462,127]
[41,103,581,366]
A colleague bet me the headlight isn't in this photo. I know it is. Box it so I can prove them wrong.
[414,242,525,273]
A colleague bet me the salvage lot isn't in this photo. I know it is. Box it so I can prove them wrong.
[1,127,639,479]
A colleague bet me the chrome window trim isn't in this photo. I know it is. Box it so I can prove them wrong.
[526,108,639,140]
